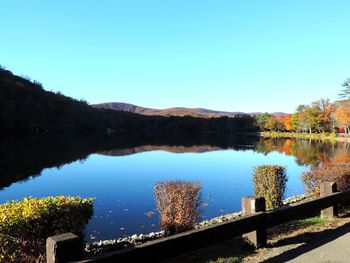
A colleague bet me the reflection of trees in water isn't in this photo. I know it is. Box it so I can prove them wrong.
[254,139,350,197]
[2,133,350,192]
[0,134,123,189]
[331,143,350,164]
[0,134,259,189]
[255,138,350,167]
[154,181,202,235]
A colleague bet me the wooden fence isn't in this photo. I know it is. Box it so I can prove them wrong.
[46,182,350,263]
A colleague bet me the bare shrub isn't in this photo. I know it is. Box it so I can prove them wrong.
[154,181,202,235]
[302,163,350,197]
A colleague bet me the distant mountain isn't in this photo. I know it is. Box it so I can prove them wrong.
[93,102,286,118]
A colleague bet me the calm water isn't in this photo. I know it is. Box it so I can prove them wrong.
[1,135,348,241]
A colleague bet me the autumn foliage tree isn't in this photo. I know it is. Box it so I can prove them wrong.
[264,116,277,131]
[259,98,339,134]
[334,102,350,134]
[277,115,293,131]
[154,181,202,235]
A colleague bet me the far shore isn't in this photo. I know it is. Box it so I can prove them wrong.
[261,131,350,143]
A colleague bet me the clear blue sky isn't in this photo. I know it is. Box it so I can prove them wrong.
[1,1,349,113]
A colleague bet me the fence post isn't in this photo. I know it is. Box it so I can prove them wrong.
[320,182,338,218]
[46,233,83,263]
[241,196,266,248]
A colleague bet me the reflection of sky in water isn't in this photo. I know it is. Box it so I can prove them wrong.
[0,149,308,241]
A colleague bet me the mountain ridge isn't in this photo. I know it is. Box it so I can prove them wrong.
[93,102,286,118]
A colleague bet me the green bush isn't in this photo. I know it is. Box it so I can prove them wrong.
[0,196,94,262]
[253,165,288,210]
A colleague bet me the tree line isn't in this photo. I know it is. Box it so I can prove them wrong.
[256,79,350,134]
[2,64,350,135]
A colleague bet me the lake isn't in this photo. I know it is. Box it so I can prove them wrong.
[1,134,349,241]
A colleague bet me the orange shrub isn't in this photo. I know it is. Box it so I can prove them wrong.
[154,181,202,235]
[302,163,350,197]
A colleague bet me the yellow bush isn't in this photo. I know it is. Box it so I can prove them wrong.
[0,196,94,262]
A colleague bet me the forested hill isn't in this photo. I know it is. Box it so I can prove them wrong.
[93,102,286,118]
[0,68,131,133]
[93,102,244,117]
[0,67,258,134]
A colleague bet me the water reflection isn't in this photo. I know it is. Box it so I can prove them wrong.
[0,134,259,189]
[1,134,350,192]
[154,181,202,235]
[0,134,124,189]
[1,134,350,240]
[255,138,350,167]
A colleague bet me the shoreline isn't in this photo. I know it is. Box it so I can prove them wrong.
[85,194,308,257]
[261,131,350,143]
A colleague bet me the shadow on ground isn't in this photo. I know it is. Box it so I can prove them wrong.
[161,236,254,263]
[261,222,350,262]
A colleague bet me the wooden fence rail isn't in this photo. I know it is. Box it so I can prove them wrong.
[46,182,350,263]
